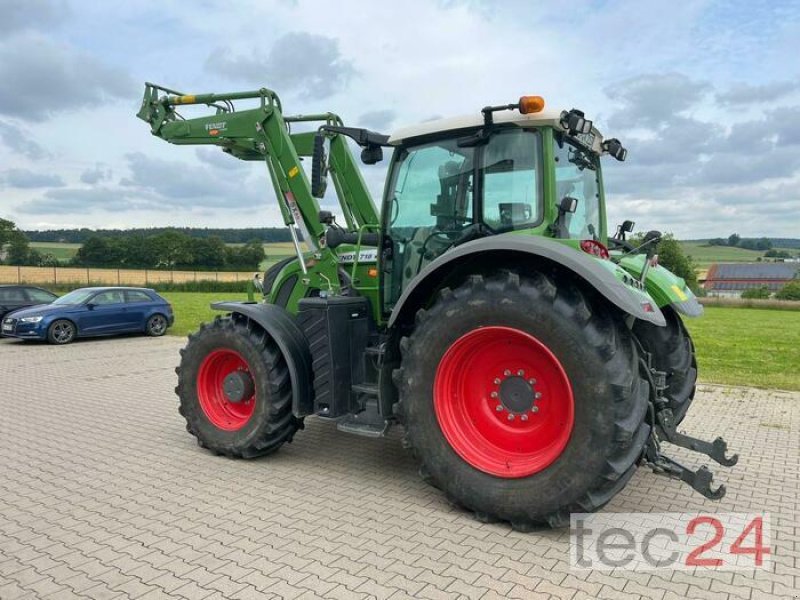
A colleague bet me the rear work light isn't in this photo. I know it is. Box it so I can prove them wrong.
[580,239,610,260]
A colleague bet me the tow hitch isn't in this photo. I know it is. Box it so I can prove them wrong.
[642,366,738,500]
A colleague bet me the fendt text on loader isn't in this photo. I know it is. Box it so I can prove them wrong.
[138,83,738,529]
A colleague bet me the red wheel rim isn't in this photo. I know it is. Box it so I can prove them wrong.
[197,349,256,431]
[434,326,574,478]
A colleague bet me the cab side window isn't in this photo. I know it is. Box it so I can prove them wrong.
[482,129,541,231]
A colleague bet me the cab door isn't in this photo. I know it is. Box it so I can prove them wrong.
[382,138,475,311]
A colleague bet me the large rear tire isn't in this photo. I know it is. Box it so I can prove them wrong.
[396,272,650,529]
[175,317,301,458]
[633,307,697,423]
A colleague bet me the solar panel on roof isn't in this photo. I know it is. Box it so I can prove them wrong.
[710,263,799,280]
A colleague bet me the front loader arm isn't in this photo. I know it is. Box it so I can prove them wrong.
[137,83,325,239]
[136,83,380,242]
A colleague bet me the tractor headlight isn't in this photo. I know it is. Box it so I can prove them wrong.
[19,316,43,323]
[560,109,593,135]
[603,138,628,161]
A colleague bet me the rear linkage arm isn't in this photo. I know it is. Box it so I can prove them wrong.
[639,358,739,500]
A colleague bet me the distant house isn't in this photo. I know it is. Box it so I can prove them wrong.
[704,263,800,297]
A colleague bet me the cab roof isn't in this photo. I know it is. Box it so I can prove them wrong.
[388,108,605,153]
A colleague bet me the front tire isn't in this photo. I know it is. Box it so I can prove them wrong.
[633,307,697,423]
[175,317,301,458]
[397,272,650,529]
[47,319,76,345]
[146,313,168,337]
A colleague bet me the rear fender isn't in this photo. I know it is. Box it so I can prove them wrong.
[388,234,667,329]
[211,302,314,416]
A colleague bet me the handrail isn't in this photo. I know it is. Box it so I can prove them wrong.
[350,223,381,283]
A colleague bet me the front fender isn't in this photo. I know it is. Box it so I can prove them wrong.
[617,255,703,318]
[388,234,666,328]
[211,302,314,416]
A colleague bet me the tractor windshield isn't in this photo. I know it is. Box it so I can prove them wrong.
[553,133,602,240]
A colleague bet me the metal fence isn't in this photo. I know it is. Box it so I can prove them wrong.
[0,265,254,286]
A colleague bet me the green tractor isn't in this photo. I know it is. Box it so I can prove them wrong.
[138,84,737,529]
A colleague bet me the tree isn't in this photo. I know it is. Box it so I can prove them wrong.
[738,238,771,251]
[0,218,17,251]
[741,286,771,299]
[239,239,266,269]
[728,233,741,247]
[655,234,699,292]
[74,236,123,266]
[151,231,193,268]
[121,234,159,268]
[775,281,800,301]
[224,239,265,270]
[708,237,727,246]
[765,249,792,259]
[190,236,226,269]
[6,232,32,265]
[756,237,772,251]
[36,252,59,267]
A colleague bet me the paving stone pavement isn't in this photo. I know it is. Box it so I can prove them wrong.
[0,335,798,600]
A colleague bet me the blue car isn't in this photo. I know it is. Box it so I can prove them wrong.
[1,287,174,345]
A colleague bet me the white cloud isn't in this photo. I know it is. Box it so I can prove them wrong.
[0,0,797,239]
[0,33,136,122]
[2,168,64,189]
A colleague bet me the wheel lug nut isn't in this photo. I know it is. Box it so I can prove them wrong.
[496,405,503,412]
[528,378,536,385]
[531,406,539,413]
[517,369,524,376]
[490,391,498,398]
[494,378,501,384]
[507,414,515,421]
[535,392,542,399]
[521,414,528,421]
[504,370,511,376]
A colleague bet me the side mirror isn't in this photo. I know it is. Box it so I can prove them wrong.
[643,230,662,258]
[361,144,383,165]
[559,196,579,214]
[311,133,327,199]
[86,302,96,310]
[621,220,635,234]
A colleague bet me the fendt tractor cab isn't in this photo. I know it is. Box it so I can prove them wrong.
[138,84,737,529]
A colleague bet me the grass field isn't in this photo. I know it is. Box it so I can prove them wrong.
[161,292,251,337]
[30,242,81,262]
[162,294,800,391]
[680,241,764,267]
[684,306,800,391]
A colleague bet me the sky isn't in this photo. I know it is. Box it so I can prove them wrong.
[1,0,799,238]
